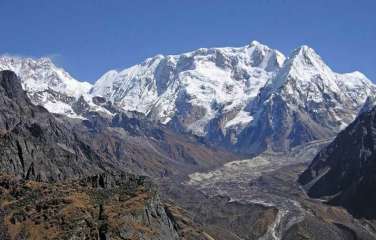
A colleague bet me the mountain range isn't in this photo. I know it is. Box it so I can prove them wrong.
[1,41,375,155]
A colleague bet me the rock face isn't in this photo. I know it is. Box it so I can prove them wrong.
[0,173,180,240]
[0,70,110,181]
[299,106,376,219]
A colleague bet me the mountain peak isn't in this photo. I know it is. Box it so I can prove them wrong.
[266,45,327,90]
[288,45,322,63]
[249,40,262,47]
[0,55,94,118]
[0,55,92,97]
[296,45,312,52]
[264,43,375,121]
[247,40,275,52]
[245,41,286,69]
[275,45,333,84]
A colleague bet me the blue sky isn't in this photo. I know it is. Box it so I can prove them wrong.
[0,0,375,82]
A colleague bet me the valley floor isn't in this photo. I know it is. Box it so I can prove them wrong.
[162,140,376,240]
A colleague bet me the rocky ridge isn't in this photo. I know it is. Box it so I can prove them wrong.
[299,105,376,219]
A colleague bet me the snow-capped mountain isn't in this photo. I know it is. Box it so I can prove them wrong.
[0,56,93,117]
[92,42,376,154]
[0,56,115,118]
[91,41,286,136]
[1,41,375,154]
[236,46,376,153]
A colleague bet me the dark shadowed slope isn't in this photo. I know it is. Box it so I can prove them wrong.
[0,70,112,181]
[299,106,376,219]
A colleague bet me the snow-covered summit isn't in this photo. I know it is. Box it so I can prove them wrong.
[268,45,334,90]
[267,45,375,107]
[92,41,376,147]
[91,41,285,135]
[0,55,92,97]
[238,45,376,153]
[0,55,93,117]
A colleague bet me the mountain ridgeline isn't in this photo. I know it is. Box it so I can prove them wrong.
[299,105,376,219]
[1,41,375,155]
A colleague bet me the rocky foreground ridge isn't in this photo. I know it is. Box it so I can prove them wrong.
[0,173,180,240]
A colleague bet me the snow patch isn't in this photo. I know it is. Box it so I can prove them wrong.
[225,110,254,128]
